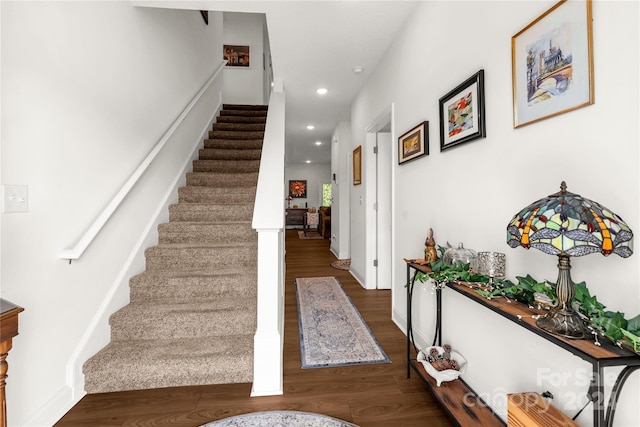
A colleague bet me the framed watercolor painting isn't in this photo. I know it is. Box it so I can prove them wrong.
[439,70,486,151]
[224,45,251,68]
[353,146,362,185]
[512,0,594,128]
[289,180,307,198]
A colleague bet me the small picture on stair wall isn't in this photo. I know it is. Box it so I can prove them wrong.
[224,45,250,68]
[289,180,307,198]
[353,146,362,185]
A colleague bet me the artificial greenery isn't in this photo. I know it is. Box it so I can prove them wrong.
[413,246,640,354]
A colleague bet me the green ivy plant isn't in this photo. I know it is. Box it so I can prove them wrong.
[413,247,640,354]
[476,275,640,354]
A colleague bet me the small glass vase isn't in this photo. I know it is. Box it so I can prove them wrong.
[443,243,478,270]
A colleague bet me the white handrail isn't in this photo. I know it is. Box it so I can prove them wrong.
[59,60,227,262]
[251,87,286,396]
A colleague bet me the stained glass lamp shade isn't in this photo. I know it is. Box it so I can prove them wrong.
[506,181,634,339]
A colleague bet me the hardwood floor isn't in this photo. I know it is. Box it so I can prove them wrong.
[55,229,453,427]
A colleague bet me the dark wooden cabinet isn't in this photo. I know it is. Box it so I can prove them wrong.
[285,208,308,227]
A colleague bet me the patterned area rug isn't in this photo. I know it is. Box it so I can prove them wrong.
[295,276,390,368]
[330,259,350,270]
[200,410,359,427]
[298,230,324,239]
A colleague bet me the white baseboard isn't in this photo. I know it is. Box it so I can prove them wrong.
[349,269,365,288]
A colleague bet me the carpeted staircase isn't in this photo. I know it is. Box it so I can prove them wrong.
[83,104,266,393]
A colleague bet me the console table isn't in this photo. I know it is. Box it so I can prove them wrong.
[405,261,640,427]
[1,299,24,427]
[285,208,307,228]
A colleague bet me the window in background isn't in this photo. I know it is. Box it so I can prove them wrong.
[322,183,332,206]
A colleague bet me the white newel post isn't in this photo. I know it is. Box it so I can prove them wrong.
[251,228,285,396]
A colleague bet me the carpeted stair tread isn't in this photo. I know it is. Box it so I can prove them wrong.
[178,187,256,204]
[144,243,257,271]
[222,104,268,111]
[211,123,266,132]
[186,172,258,187]
[198,148,262,160]
[130,268,257,302]
[83,335,254,394]
[216,115,266,124]
[168,203,254,222]
[109,299,256,341]
[158,221,256,244]
[193,159,261,173]
[220,110,267,117]
[204,139,263,150]
[209,130,264,140]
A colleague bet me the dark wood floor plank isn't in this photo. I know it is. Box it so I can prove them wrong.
[55,230,453,427]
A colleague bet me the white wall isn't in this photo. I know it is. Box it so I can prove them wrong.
[1,3,224,425]
[284,163,330,212]
[350,1,639,425]
[223,12,265,105]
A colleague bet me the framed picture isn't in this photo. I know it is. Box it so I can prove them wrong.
[352,146,362,185]
[398,121,429,165]
[439,70,486,151]
[289,180,307,198]
[224,45,251,68]
[512,0,594,128]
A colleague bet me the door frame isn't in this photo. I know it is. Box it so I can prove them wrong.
[364,104,395,291]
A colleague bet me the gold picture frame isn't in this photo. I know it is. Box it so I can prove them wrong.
[512,0,594,128]
[353,146,362,185]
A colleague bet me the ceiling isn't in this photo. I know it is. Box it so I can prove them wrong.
[205,1,418,165]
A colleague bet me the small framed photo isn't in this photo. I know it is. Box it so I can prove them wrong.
[224,45,250,68]
[353,146,362,185]
[289,180,307,198]
[512,0,594,128]
[439,70,486,151]
[398,121,428,165]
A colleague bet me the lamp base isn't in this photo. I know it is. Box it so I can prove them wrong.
[536,307,586,339]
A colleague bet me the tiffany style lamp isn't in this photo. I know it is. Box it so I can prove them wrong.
[506,181,634,339]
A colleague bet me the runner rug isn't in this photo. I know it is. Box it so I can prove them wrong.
[201,411,358,427]
[295,276,390,369]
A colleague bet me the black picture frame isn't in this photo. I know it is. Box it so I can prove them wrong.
[439,70,486,151]
[224,45,251,68]
[398,121,428,165]
[289,180,307,198]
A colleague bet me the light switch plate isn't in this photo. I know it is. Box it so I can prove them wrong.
[2,185,29,213]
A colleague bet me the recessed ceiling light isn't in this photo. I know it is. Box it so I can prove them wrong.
[306,160,311,164]
[316,88,328,95]
[306,125,315,130]
[315,141,322,146]
[353,66,364,74]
